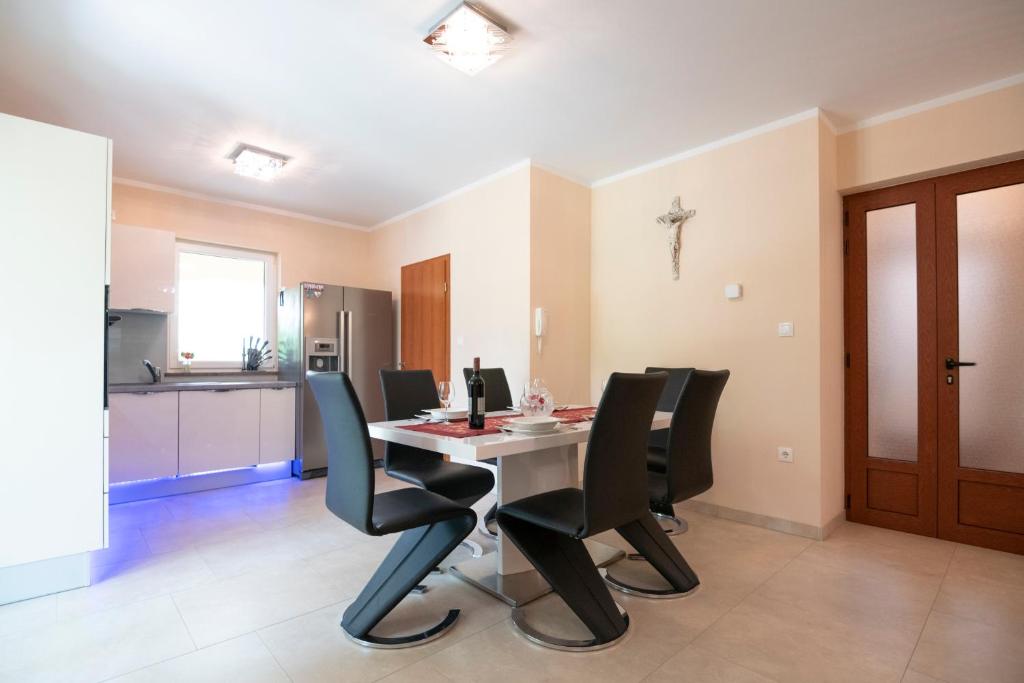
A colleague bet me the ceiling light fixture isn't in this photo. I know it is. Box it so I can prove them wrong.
[227,143,290,181]
[424,2,511,76]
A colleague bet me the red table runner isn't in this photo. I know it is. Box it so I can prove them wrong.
[397,407,597,438]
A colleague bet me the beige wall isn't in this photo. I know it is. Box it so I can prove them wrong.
[367,166,532,394]
[530,167,592,404]
[111,183,374,289]
[591,117,835,529]
[837,81,1024,192]
[818,119,845,528]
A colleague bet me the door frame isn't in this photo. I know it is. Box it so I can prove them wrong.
[844,180,938,536]
[935,160,1024,553]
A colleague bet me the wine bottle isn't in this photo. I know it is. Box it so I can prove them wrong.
[468,357,486,429]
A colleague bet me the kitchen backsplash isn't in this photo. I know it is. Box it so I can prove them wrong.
[108,312,168,384]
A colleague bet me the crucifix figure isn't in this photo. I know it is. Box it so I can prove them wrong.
[656,196,696,280]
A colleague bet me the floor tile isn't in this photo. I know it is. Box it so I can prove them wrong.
[901,670,948,683]
[140,514,263,555]
[755,554,940,629]
[171,558,349,648]
[908,610,1024,683]
[417,589,719,683]
[257,574,508,683]
[646,644,775,682]
[57,549,216,620]
[798,523,954,582]
[945,544,1024,588]
[932,567,1024,633]
[695,592,915,683]
[0,595,194,683]
[0,594,55,638]
[107,498,175,532]
[107,633,289,683]
[90,526,155,569]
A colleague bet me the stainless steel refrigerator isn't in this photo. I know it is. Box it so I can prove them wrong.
[278,283,394,478]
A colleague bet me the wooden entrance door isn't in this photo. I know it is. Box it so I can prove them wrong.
[935,161,1024,554]
[400,254,450,383]
[845,160,1024,554]
[845,181,938,536]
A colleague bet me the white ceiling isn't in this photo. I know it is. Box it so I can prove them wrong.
[2,0,1023,228]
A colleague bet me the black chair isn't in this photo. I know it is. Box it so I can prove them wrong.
[496,372,700,650]
[645,369,729,536]
[644,367,695,458]
[461,367,514,412]
[379,369,495,557]
[461,367,513,537]
[307,372,476,648]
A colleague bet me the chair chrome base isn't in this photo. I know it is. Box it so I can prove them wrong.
[510,602,630,652]
[600,567,699,600]
[342,609,460,649]
[460,538,484,558]
[478,517,498,539]
[653,512,688,535]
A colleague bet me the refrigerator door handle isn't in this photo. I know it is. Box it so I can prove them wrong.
[344,310,354,375]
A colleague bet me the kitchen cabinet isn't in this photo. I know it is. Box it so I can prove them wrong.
[1,113,109,602]
[109,392,179,483]
[109,223,176,313]
[178,389,260,475]
[259,387,296,464]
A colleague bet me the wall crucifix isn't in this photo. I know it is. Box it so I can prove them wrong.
[656,196,696,280]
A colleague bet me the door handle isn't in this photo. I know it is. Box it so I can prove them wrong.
[945,357,977,370]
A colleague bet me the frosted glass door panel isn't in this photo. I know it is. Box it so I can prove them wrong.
[867,203,918,461]
[957,182,1024,474]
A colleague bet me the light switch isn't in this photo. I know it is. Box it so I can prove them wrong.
[724,283,743,300]
[778,322,794,337]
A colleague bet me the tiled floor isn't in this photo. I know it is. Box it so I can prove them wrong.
[1,472,1022,683]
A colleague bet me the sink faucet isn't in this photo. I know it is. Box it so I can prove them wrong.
[142,359,161,384]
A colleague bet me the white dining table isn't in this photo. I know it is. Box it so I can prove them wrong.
[367,407,673,606]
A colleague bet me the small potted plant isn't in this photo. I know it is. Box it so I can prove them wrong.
[180,351,195,373]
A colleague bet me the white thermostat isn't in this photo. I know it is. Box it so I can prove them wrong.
[724,283,742,300]
[778,322,794,337]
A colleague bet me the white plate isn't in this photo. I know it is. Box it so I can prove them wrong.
[500,423,563,435]
[424,408,468,420]
[507,416,561,431]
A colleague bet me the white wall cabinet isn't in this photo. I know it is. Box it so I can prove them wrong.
[109,392,179,484]
[259,387,296,464]
[178,389,261,475]
[110,223,176,313]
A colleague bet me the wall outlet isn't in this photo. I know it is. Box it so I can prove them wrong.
[777,446,794,463]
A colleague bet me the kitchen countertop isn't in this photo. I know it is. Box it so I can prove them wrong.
[109,379,297,393]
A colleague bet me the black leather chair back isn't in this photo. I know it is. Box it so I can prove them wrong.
[307,372,375,535]
[379,369,443,471]
[380,369,440,419]
[461,367,513,412]
[582,371,667,536]
[645,367,694,451]
[664,370,730,502]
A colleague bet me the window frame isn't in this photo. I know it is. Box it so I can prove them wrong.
[168,241,279,372]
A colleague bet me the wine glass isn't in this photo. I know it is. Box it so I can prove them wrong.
[437,381,453,423]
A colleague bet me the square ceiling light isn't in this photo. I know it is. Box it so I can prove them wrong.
[228,143,290,181]
[424,2,511,76]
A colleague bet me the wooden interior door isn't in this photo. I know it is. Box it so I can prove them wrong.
[400,254,450,382]
[845,181,938,536]
[845,160,1024,554]
[935,161,1024,554]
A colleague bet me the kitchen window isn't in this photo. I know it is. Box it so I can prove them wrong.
[169,242,278,370]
